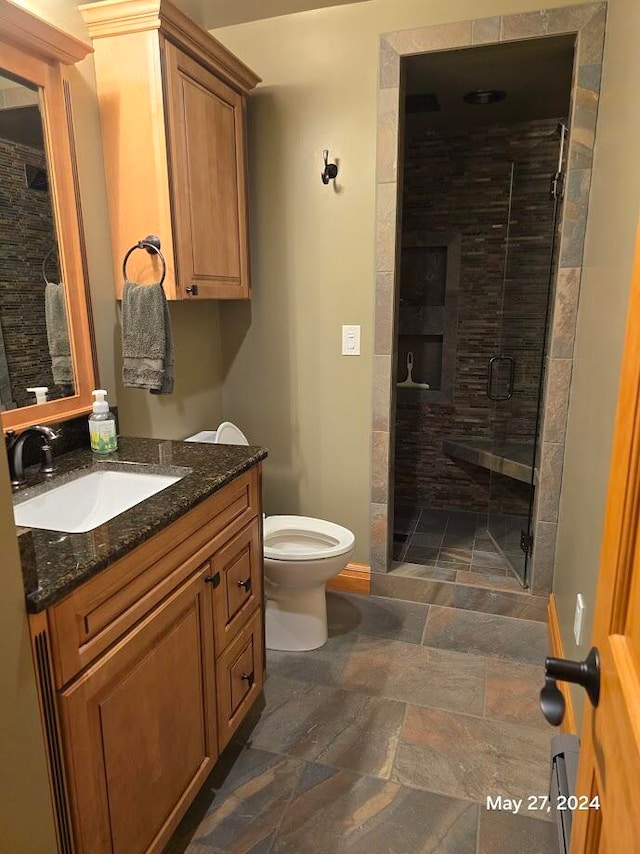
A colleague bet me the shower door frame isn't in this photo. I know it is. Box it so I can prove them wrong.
[369,3,606,596]
[486,145,566,587]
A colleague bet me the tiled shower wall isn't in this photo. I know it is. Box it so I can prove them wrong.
[395,118,562,511]
[0,137,62,409]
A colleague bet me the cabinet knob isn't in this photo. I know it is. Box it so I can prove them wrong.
[186,284,199,296]
[241,670,254,687]
[237,577,252,593]
[204,571,220,588]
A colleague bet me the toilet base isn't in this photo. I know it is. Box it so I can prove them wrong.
[265,584,328,651]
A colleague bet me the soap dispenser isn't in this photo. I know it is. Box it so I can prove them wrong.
[89,389,117,454]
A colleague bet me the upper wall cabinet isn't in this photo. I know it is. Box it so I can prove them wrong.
[79,0,260,300]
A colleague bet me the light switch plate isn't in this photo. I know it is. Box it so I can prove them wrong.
[342,325,361,356]
[574,593,585,645]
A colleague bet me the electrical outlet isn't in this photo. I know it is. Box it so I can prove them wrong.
[574,594,585,645]
[341,325,361,356]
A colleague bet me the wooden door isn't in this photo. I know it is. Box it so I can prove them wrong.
[58,564,217,854]
[571,221,640,851]
[163,40,250,299]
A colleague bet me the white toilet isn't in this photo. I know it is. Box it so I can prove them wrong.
[185,423,355,651]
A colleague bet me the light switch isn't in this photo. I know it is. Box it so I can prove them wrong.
[342,325,361,356]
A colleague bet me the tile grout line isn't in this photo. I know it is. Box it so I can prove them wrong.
[241,729,549,825]
[266,753,310,853]
[266,649,547,729]
[387,701,409,786]
[375,584,548,623]
[389,752,554,825]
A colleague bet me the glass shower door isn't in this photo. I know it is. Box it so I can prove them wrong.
[486,129,565,586]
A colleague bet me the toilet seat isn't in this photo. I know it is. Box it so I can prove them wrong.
[264,515,355,562]
[215,422,249,445]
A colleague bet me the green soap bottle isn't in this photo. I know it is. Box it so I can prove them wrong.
[89,389,118,454]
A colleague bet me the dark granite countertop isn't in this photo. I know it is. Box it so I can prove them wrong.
[13,436,267,613]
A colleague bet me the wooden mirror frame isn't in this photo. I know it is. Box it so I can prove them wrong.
[0,0,97,433]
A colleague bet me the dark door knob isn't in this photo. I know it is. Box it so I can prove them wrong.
[540,676,566,726]
[204,571,221,588]
[186,284,198,296]
[237,577,252,593]
[540,646,600,726]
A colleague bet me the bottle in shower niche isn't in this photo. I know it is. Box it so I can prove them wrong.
[89,389,118,454]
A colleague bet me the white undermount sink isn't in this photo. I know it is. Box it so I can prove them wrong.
[13,468,185,534]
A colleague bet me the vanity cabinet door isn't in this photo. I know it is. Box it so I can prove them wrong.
[210,518,263,655]
[163,41,250,299]
[57,564,218,854]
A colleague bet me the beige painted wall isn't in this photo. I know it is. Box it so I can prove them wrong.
[0,5,84,848]
[115,301,224,439]
[0,460,56,849]
[553,0,640,725]
[213,0,594,563]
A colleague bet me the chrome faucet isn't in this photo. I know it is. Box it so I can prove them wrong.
[6,425,59,486]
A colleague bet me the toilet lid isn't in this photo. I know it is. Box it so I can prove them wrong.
[264,515,355,561]
[215,422,249,446]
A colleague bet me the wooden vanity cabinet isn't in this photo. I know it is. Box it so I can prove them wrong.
[80,0,260,301]
[58,564,218,854]
[29,465,265,854]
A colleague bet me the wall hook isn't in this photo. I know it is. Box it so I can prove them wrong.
[321,149,338,185]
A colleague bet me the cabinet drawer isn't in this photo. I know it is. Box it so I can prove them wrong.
[211,519,262,655]
[48,467,259,688]
[216,607,263,751]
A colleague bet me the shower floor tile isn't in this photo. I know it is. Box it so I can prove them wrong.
[394,507,517,584]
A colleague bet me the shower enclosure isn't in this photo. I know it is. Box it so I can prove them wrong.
[484,125,566,585]
[394,119,565,587]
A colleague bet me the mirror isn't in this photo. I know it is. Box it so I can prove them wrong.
[0,5,95,434]
[0,70,76,411]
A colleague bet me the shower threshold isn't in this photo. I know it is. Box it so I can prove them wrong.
[443,436,534,484]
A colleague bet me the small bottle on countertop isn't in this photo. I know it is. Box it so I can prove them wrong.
[89,389,117,454]
[27,386,48,405]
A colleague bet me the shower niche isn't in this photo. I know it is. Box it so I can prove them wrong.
[397,235,460,401]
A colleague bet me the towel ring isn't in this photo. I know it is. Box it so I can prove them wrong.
[122,235,166,287]
[42,245,58,286]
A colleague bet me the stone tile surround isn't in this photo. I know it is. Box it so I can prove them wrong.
[370,3,607,597]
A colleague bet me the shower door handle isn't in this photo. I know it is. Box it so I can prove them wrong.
[487,355,515,401]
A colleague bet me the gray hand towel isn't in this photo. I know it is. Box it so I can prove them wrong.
[122,281,174,394]
[45,282,73,385]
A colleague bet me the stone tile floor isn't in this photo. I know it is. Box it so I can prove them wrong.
[393,506,524,592]
[167,592,557,853]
